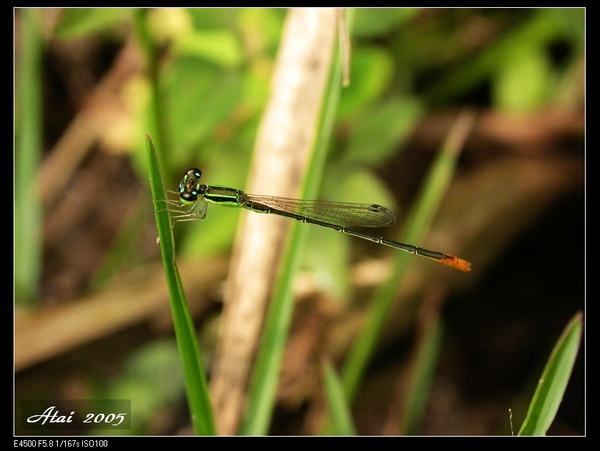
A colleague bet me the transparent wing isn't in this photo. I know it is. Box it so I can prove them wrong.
[245,194,396,228]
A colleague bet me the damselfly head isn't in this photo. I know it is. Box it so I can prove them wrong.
[179,168,203,203]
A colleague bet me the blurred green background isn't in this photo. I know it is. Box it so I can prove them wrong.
[14,8,584,435]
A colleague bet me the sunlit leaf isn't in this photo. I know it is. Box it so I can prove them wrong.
[54,8,131,39]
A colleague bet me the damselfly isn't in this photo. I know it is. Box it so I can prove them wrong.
[167,168,471,272]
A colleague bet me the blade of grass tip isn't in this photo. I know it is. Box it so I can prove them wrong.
[518,311,583,436]
[16,8,43,306]
[323,359,357,435]
[341,110,476,403]
[146,135,215,435]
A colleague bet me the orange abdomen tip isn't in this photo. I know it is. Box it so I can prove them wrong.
[442,255,472,272]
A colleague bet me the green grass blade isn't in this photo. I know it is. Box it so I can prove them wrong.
[15,8,44,306]
[323,360,357,435]
[401,316,443,435]
[146,135,215,435]
[518,311,583,436]
[341,111,475,402]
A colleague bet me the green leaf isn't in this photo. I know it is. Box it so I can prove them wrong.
[425,9,581,106]
[493,43,552,112]
[237,8,286,54]
[352,8,419,37]
[518,311,583,436]
[186,7,240,29]
[338,47,394,119]
[162,57,243,166]
[176,29,243,67]
[100,339,184,434]
[54,8,132,39]
[344,96,423,165]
